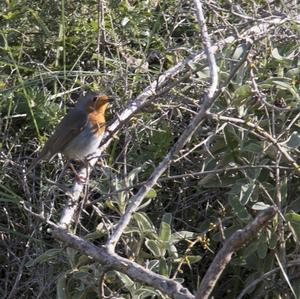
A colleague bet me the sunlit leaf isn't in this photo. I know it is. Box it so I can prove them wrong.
[240,183,256,205]
[145,239,163,257]
[283,131,300,148]
[252,202,271,210]
[286,212,300,240]
[159,213,172,242]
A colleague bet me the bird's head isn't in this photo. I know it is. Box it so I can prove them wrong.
[77,91,114,114]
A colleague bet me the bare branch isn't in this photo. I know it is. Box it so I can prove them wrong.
[52,227,195,299]
[193,0,218,99]
[196,207,277,299]
[106,0,219,252]
[59,141,111,227]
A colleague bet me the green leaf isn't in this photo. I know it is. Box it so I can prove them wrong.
[125,166,144,187]
[76,255,93,268]
[167,244,178,258]
[25,248,61,267]
[229,196,251,220]
[269,230,278,249]
[271,48,294,63]
[259,78,299,99]
[243,242,258,257]
[185,255,202,264]
[240,183,256,205]
[259,77,291,88]
[234,84,252,100]
[242,141,263,154]
[116,272,134,288]
[287,68,300,77]
[145,239,163,257]
[224,126,240,149]
[147,260,159,272]
[286,212,300,223]
[233,44,247,60]
[196,66,210,79]
[289,198,300,212]
[257,232,268,259]
[252,202,271,210]
[199,176,238,188]
[136,288,160,298]
[137,198,154,210]
[271,48,284,61]
[159,213,172,242]
[121,17,130,26]
[133,212,156,234]
[145,188,157,198]
[286,212,300,240]
[56,273,67,299]
[273,80,294,90]
[174,255,202,267]
[159,257,169,276]
[72,271,90,280]
[171,231,197,243]
[284,131,300,148]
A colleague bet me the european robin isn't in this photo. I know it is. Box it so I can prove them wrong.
[28,91,113,172]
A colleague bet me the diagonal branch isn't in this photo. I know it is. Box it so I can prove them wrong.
[195,207,277,299]
[106,0,219,252]
[193,0,218,99]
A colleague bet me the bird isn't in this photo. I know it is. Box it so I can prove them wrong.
[28,91,113,175]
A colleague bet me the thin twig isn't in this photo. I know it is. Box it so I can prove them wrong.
[237,260,300,299]
[212,114,300,172]
[96,0,106,70]
[82,164,291,205]
[7,232,33,299]
[193,0,218,99]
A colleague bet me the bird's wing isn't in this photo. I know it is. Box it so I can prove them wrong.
[41,108,88,157]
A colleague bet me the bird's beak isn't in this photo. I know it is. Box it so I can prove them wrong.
[108,97,115,104]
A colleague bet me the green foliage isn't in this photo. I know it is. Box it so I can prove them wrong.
[2,0,300,298]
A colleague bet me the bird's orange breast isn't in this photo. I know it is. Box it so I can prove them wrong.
[88,112,106,137]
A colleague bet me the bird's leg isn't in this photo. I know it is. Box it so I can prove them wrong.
[69,160,90,183]
[57,161,70,181]
[69,163,84,182]
[74,161,90,231]
[81,159,90,182]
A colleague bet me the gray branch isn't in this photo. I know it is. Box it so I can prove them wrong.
[195,207,277,299]
[106,0,219,252]
[52,226,194,299]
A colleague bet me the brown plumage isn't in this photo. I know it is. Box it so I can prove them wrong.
[28,91,113,171]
